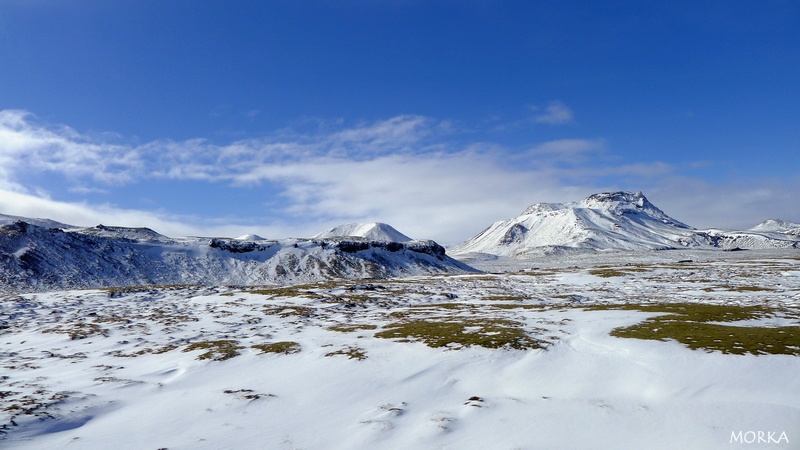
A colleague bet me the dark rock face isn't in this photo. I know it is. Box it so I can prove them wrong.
[334,239,446,260]
[335,241,371,253]
[500,223,528,245]
[209,238,275,253]
[404,241,447,258]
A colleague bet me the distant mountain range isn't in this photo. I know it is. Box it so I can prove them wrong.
[2,191,798,292]
[0,220,475,293]
[450,191,800,258]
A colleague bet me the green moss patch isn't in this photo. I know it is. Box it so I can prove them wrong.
[490,303,546,310]
[183,340,243,361]
[589,267,647,278]
[43,322,109,340]
[375,318,542,350]
[727,285,774,292]
[588,303,800,356]
[101,284,196,296]
[262,306,316,318]
[248,282,342,298]
[111,344,179,358]
[482,294,528,302]
[327,324,378,333]
[251,341,301,355]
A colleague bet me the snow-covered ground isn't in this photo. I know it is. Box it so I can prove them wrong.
[2,250,799,449]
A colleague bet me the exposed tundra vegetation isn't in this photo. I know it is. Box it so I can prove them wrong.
[1,251,799,448]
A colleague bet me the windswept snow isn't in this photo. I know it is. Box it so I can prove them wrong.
[1,251,799,449]
[313,222,413,242]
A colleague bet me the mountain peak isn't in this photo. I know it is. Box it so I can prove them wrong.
[235,234,266,241]
[312,222,413,242]
[579,191,690,228]
[520,192,653,217]
[580,191,647,209]
[521,202,566,216]
[452,191,698,257]
[750,218,800,235]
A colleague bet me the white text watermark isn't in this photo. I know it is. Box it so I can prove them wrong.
[730,431,789,444]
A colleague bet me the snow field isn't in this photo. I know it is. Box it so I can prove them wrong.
[2,252,799,449]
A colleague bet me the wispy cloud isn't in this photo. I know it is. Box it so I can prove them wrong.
[0,109,797,242]
[0,110,143,185]
[645,176,800,230]
[528,139,605,165]
[327,115,434,156]
[493,100,575,131]
[533,100,574,125]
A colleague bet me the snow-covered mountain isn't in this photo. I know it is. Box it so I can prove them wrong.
[235,233,267,241]
[451,191,800,258]
[750,218,800,237]
[0,220,476,293]
[0,213,73,229]
[312,222,413,242]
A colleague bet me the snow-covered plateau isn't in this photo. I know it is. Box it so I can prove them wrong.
[2,250,799,449]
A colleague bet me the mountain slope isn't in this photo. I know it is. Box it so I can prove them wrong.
[750,219,800,237]
[0,213,73,229]
[451,191,800,258]
[0,220,476,293]
[312,222,413,242]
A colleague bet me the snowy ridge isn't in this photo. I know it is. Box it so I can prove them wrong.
[750,219,800,236]
[67,224,173,243]
[0,213,73,230]
[312,222,413,242]
[452,191,800,258]
[0,221,475,293]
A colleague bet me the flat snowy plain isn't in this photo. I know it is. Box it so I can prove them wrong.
[2,249,799,449]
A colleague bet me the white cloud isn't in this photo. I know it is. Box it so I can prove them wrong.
[1,109,798,243]
[492,101,575,131]
[245,152,583,242]
[534,100,574,125]
[0,186,323,239]
[328,115,433,156]
[645,177,800,230]
[528,138,606,166]
[0,109,143,184]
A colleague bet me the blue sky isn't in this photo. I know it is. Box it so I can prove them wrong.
[0,1,798,243]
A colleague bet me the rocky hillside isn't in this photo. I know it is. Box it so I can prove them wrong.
[0,221,476,293]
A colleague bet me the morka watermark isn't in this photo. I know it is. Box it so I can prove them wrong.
[730,430,789,444]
